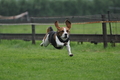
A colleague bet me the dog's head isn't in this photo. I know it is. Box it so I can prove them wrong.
[55,20,71,41]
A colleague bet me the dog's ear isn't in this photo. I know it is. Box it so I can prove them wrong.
[55,21,60,30]
[65,20,71,29]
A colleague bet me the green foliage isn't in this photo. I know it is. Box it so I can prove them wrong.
[0,0,120,16]
[0,40,120,80]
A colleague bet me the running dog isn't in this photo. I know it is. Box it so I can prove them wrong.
[40,20,73,57]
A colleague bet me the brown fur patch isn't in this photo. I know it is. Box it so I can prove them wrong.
[57,27,70,36]
[47,27,51,33]
[65,20,71,29]
[43,34,48,40]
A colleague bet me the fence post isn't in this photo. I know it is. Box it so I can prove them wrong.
[32,24,36,44]
[107,11,115,47]
[102,14,107,48]
[31,18,36,44]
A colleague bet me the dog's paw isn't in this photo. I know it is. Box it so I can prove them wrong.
[40,43,43,46]
[64,42,67,46]
[69,54,73,57]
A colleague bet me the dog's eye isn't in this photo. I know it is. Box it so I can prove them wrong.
[61,30,64,32]
[66,30,69,32]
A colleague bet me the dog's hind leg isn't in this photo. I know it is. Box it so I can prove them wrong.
[40,34,50,47]
[40,27,53,47]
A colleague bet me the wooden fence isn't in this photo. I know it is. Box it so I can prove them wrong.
[0,14,120,48]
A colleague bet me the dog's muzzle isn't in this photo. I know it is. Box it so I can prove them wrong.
[64,34,68,38]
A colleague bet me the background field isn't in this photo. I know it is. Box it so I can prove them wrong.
[0,23,120,34]
[0,23,120,80]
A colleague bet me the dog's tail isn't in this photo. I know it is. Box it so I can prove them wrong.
[47,26,53,33]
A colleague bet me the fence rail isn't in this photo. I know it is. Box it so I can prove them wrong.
[0,14,120,48]
[0,13,120,23]
[0,33,120,43]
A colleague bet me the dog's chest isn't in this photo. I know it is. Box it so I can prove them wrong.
[48,31,69,49]
[48,31,62,49]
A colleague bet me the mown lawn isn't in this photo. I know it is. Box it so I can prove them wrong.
[0,40,120,80]
[0,23,120,34]
[0,23,120,80]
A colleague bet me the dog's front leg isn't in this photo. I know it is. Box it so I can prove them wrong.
[66,41,73,56]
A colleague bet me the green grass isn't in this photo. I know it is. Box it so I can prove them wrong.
[0,23,120,80]
[0,40,120,80]
[0,23,120,34]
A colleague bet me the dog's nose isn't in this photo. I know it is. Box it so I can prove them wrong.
[65,33,67,36]
[65,34,67,38]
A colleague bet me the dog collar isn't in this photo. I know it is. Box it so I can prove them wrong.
[57,35,69,43]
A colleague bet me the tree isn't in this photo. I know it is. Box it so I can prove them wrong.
[0,0,119,16]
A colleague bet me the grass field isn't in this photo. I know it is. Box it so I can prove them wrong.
[0,23,120,80]
[0,40,120,80]
[0,23,120,34]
